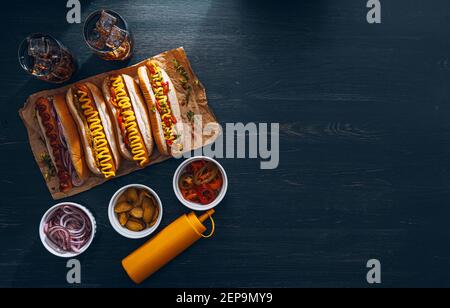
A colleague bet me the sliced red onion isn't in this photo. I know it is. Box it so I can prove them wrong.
[58,127,68,149]
[67,160,74,174]
[54,110,68,147]
[51,104,57,118]
[59,214,69,227]
[62,207,73,215]
[61,150,70,169]
[54,113,85,188]
[43,205,92,254]
[71,172,84,187]
[59,150,85,187]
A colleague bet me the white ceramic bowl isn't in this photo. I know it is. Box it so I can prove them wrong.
[173,156,228,211]
[108,184,163,239]
[39,202,96,258]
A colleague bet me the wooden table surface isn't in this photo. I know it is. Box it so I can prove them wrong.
[2,0,450,288]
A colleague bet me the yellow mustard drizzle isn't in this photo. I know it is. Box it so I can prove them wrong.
[148,63,176,143]
[78,90,116,178]
[111,76,148,166]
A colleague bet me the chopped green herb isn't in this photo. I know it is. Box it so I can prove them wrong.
[187,111,195,122]
[173,58,190,83]
[180,77,189,89]
[40,152,56,181]
[173,58,193,104]
[185,87,192,104]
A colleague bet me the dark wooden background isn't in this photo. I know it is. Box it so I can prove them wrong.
[2,0,450,288]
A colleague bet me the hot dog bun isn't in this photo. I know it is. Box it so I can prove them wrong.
[66,82,121,178]
[137,60,184,156]
[52,94,90,182]
[35,95,89,192]
[102,74,153,166]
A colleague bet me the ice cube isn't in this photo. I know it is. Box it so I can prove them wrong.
[89,28,107,49]
[51,65,71,80]
[46,38,61,57]
[106,25,127,49]
[27,37,49,58]
[96,10,117,36]
[32,57,53,76]
[55,53,69,67]
[49,50,74,81]
[50,52,61,65]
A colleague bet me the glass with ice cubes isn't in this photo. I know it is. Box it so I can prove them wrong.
[83,10,134,61]
[18,33,76,83]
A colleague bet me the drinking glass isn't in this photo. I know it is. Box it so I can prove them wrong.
[18,33,77,83]
[83,9,134,61]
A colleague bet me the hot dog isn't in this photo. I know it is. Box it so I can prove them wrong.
[35,95,89,192]
[137,60,184,156]
[102,74,153,166]
[66,82,121,178]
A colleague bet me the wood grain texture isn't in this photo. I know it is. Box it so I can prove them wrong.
[2,0,450,287]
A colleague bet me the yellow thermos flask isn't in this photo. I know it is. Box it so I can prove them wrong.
[122,209,215,284]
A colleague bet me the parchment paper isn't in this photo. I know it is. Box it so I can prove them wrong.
[19,47,220,200]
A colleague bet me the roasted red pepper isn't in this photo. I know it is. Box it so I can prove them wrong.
[117,114,128,145]
[179,173,194,190]
[183,189,198,202]
[162,81,169,94]
[208,176,223,191]
[190,161,206,172]
[197,186,216,205]
[163,117,171,127]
